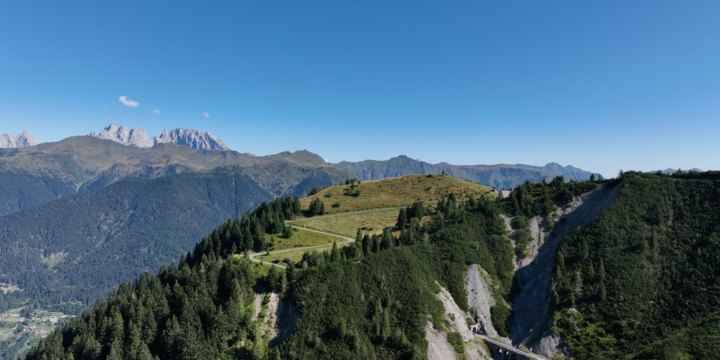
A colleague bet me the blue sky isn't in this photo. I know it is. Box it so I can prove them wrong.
[1,1,718,177]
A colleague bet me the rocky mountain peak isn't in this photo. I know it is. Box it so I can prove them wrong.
[0,130,41,148]
[88,124,230,150]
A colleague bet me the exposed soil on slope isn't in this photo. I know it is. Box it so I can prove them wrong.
[465,264,500,340]
[426,284,490,360]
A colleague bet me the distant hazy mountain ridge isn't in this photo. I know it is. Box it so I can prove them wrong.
[89,123,230,150]
[649,168,704,174]
[0,130,40,148]
[515,162,600,181]
[335,155,568,189]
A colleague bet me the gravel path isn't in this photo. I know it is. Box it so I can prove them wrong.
[247,226,355,268]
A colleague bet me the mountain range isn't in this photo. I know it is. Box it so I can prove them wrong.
[0,133,602,315]
[515,162,600,181]
[335,156,562,189]
[88,123,230,149]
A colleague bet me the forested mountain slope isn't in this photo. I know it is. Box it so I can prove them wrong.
[25,182,519,360]
[0,168,272,315]
[552,171,720,359]
[0,137,288,216]
[22,173,631,360]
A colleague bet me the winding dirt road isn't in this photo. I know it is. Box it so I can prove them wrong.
[247,226,356,268]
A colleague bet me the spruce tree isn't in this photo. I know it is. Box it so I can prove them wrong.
[396,209,407,230]
[330,242,341,262]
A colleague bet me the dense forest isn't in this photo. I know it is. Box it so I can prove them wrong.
[26,189,517,359]
[552,171,720,359]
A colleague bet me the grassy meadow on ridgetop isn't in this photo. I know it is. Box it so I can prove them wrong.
[292,208,435,238]
[299,174,494,215]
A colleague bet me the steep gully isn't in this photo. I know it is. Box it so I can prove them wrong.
[507,183,622,358]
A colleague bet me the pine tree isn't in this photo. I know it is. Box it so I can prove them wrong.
[268,266,279,291]
[136,343,154,360]
[382,228,394,250]
[330,242,341,262]
[280,272,287,297]
[293,198,302,215]
[362,234,371,255]
[396,209,407,230]
[107,338,123,360]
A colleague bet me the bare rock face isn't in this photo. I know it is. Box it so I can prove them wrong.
[89,124,230,150]
[89,124,154,148]
[0,130,41,148]
[154,127,229,150]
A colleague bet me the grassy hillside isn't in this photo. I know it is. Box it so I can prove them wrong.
[292,208,403,237]
[255,243,349,264]
[299,174,493,214]
[264,229,340,251]
[552,171,720,359]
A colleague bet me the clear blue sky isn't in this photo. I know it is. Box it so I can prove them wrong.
[1,1,718,177]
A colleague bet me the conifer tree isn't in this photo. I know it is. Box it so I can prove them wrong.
[280,272,287,297]
[396,209,407,230]
[330,242,341,262]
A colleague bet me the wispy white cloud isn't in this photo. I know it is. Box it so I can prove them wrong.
[203,112,210,118]
[119,96,139,107]
[151,109,161,115]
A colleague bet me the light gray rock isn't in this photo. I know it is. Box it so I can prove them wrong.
[89,124,230,150]
[465,264,500,339]
[0,130,41,148]
[427,283,490,360]
[154,127,229,150]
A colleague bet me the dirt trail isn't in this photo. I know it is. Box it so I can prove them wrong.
[508,183,622,358]
[247,226,354,268]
